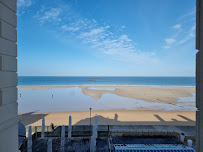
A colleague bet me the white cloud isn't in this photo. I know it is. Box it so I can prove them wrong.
[34,5,157,63]
[179,24,195,44]
[163,23,195,49]
[98,38,156,63]
[165,38,176,45]
[78,26,155,63]
[177,9,195,21]
[35,7,62,24]
[162,46,171,49]
[18,0,32,7]
[80,27,106,37]
[61,25,80,32]
[119,35,132,42]
[173,24,181,29]
[105,25,110,29]
[121,25,126,29]
[162,9,195,49]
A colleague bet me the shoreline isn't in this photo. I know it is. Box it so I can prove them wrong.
[18,85,196,89]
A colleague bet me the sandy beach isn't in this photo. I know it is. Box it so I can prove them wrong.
[20,110,196,127]
[18,85,196,127]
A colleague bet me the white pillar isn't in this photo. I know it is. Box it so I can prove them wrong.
[90,135,96,152]
[90,115,98,152]
[41,117,45,139]
[47,139,52,152]
[27,126,32,152]
[68,115,72,139]
[94,115,98,139]
[180,133,185,143]
[95,115,98,130]
[60,125,65,152]
[187,139,193,147]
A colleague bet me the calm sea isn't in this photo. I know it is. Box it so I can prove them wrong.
[18,76,195,86]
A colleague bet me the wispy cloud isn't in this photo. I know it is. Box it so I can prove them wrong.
[35,7,63,24]
[165,38,176,45]
[163,38,176,49]
[179,24,195,44]
[18,0,32,8]
[80,27,107,37]
[61,25,80,32]
[173,24,181,29]
[177,8,195,21]
[35,5,157,63]
[78,27,155,63]
[163,9,195,49]
[17,0,33,15]
[162,46,171,49]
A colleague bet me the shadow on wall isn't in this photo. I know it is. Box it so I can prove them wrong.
[20,112,48,126]
[74,114,195,126]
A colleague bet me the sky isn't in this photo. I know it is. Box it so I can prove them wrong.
[17,0,197,76]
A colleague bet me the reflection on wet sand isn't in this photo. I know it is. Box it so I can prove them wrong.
[18,87,196,113]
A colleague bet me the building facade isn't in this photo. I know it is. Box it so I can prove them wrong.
[0,0,19,151]
[196,0,203,152]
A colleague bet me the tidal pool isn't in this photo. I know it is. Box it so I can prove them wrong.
[18,87,196,113]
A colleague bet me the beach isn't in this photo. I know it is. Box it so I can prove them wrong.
[18,85,195,104]
[18,85,196,127]
[20,110,196,127]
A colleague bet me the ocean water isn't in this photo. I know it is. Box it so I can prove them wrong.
[18,76,195,86]
[18,87,196,113]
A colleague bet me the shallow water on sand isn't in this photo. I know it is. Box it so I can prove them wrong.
[18,87,196,113]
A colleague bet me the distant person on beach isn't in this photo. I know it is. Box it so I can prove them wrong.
[49,122,54,131]
[52,95,53,98]
[114,114,118,121]
[20,94,21,97]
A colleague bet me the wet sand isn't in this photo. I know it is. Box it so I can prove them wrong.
[18,85,195,104]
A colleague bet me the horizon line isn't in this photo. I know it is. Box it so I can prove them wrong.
[18,75,196,77]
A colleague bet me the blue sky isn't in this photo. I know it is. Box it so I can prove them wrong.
[17,0,196,76]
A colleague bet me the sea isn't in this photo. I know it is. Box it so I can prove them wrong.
[18,76,195,86]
